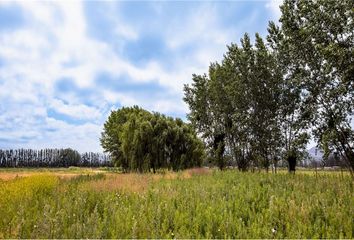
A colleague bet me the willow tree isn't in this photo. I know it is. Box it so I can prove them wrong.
[100,106,204,173]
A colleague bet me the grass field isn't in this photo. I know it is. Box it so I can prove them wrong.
[0,168,352,238]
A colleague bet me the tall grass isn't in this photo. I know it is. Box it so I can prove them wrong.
[0,175,59,237]
[0,170,352,238]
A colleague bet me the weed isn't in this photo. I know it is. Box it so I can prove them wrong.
[0,170,352,238]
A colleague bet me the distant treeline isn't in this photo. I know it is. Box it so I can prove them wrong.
[0,148,112,168]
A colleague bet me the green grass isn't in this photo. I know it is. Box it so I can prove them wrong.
[0,170,352,238]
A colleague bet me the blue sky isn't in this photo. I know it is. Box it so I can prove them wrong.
[0,0,281,152]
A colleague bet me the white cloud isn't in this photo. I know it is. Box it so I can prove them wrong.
[265,0,282,21]
[0,1,110,151]
[18,117,104,152]
[49,99,101,120]
[0,1,258,152]
[103,90,138,107]
[166,4,230,50]
[152,99,188,116]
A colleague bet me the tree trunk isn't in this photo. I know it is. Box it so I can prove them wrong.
[287,153,297,173]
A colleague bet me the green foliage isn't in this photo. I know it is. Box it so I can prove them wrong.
[100,106,205,172]
[273,0,354,173]
[184,33,285,171]
[0,171,352,238]
[184,0,353,173]
[58,148,81,167]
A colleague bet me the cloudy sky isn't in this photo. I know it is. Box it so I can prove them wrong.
[0,0,281,152]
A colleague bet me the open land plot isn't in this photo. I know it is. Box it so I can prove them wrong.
[0,167,107,181]
[0,168,352,238]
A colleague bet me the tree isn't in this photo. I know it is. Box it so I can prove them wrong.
[185,33,285,171]
[277,0,354,174]
[0,148,111,167]
[100,106,204,173]
[248,33,283,172]
[58,148,81,167]
[267,21,311,173]
[100,106,144,170]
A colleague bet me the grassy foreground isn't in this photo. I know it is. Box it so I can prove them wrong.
[0,169,352,238]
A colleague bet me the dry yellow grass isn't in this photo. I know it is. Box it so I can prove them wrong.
[185,167,211,176]
[80,168,212,193]
[0,167,212,195]
[0,170,104,181]
[81,173,153,193]
[0,172,35,181]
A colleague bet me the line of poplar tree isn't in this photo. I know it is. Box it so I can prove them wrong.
[184,0,353,174]
[0,148,112,167]
[100,106,204,173]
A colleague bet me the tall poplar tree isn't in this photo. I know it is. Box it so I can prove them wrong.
[276,0,354,173]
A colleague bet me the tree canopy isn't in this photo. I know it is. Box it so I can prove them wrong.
[184,33,289,171]
[100,106,205,173]
[275,0,354,173]
[184,0,353,173]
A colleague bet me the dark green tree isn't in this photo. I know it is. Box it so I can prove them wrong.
[58,148,81,167]
[276,0,354,174]
[185,33,284,171]
[267,21,311,173]
[100,106,204,173]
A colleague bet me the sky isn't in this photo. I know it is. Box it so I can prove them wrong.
[0,0,282,153]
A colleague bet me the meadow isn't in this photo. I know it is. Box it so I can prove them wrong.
[0,168,352,239]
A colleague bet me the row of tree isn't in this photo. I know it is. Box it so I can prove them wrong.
[100,106,204,172]
[184,0,353,173]
[0,149,112,167]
